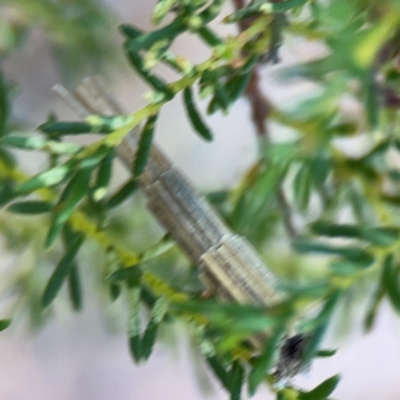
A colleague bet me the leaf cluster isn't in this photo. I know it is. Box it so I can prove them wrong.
[2,1,400,399]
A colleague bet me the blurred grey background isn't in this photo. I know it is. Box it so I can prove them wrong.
[1,1,400,399]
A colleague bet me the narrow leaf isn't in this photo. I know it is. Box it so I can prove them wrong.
[183,87,213,141]
[122,21,185,51]
[210,70,230,112]
[109,283,121,301]
[316,349,337,358]
[134,113,158,177]
[294,164,312,212]
[198,0,224,24]
[0,179,15,206]
[311,222,399,247]
[299,374,340,400]
[0,71,9,138]
[0,319,11,332]
[42,234,84,307]
[229,361,244,400]
[0,147,16,167]
[141,296,169,360]
[293,239,374,267]
[225,72,252,103]
[124,42,174,100]
[382,254,400,313]
[68,263,83,311]
[310,222,361,238]
[364,279,385,332]
[79,145,110,169]
[15,161,75,195]
[93,149,114,201]
[119,24,143,40]
[3,135,81,154]
[128,287,142,363]
[248,325,285,396]
[111,265,142,286]
[206,356,229,390]
[198,26,223,46]
[300,290,342,333]
[106,179,139,209]
[302,291,341,365]
[129,334,142,363]
[39,121,98,135]
[46,168,92,248]
[152,0,177,25]
[8,201,53,215]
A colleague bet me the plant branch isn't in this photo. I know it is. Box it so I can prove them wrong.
[232,0,296,238]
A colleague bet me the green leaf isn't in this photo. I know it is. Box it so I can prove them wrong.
[309,156,331,187]
[231,163,284,230]
[328,122,358,136]
[173,300,291,334]
[15,161,76,195]
[93,149,114,201]
[206,190,229,204]
[0,71,9,138]
[196,0,224,24]
[209,71,252,114]
[106,179,139,209]
[68,263,83,312]
[129,334,142,363]
[39,121,101,135]
[206,356,229,390]
[42,233,84,307]
[310,222,361,238]
[39,116,133,136]
[382,254,400,313]
[209,70,230,112]
[0,179,15,207]
[119,24,143,40]
[248,325,285,396]
[122,20,185,51]
[293,239,374,267]
[310,222,399,247]
[152,0,177,25]
[229,361,244,400]
[134,113,158,177]
[0,319,11,332]
[45,168,92,248]
[302,291,341,364]
[299,290,342,333]
[3,135,46,149]
[110,265,142,286]
[79,145,110,169]
[362,227,399,247]
[7,201,53,215]
[316,349,337,358]
[124,41,174,100]
[128,287,142,363]
[183,87,213,141]
[141,296,169,360]
[299,374,340,400]
[198,26,223,46]
[364,277,385,332]
[294,164,312,212]
[226,0,306,22]
[0,147,16,167]
[109,283,121,301]
[225,72,252,104]
[3,135,81,154]
[329,260,367,276]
